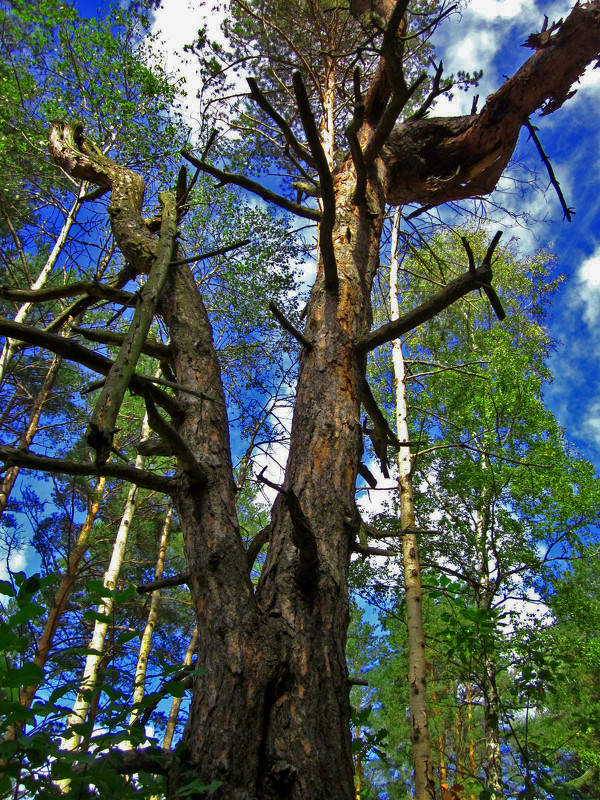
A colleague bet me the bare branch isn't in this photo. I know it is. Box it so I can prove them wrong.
[143,392,207,486]
[269,302,313,350]
[460,231,506,321]
[0,318,182,417]
[170,238,251,267]
[0,281,136,306]
[352,541,396,557]
[362,378,401,450]
[524,117,573,221]
[287,488,319,585]
[410,60,447,121]
[345,67,367,204]
[246,525,270,572]
[0,446,175,495]
[136,572,190,594]
[68,746,172,777]
[88,192,177,465]
[356,238,504,354]
[71,326,171,361]
[358,462,378,489]
[247,77,316,168]
[181,150,321,222]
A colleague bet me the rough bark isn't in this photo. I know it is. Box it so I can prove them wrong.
[383,1,600,207]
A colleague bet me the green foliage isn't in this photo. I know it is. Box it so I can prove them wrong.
[0,572,203,798]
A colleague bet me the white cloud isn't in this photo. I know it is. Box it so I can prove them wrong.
[467,0,529,21]
[576,248,600,325]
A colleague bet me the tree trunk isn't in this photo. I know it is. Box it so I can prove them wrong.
[162,626,198,751]
[474,488,505,800]
[45,12,600,784]
[389,206,436,799]
[129,505,173,727]
[0,185,84,384]
[61,412,151,763]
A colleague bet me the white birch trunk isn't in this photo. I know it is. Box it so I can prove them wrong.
[129,505,173,728]
[58,412,152,790]
[389,206,436,800]
[161,627,198,751]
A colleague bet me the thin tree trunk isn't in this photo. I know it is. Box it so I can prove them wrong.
[0,185,85,384]
[389,207,436,799]
[467,681,476,800]
[162,626,198,751]
[474,484,504,800]
[129,505,173,727]
[60,412,151,763]
[0,353,63,516]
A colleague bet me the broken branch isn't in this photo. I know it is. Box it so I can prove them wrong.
[0,446,175,495]
[87,191,178,465]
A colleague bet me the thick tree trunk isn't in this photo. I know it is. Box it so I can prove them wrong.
[45,10,600,783]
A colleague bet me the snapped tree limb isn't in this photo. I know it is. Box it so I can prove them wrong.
[383,1,600,207]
